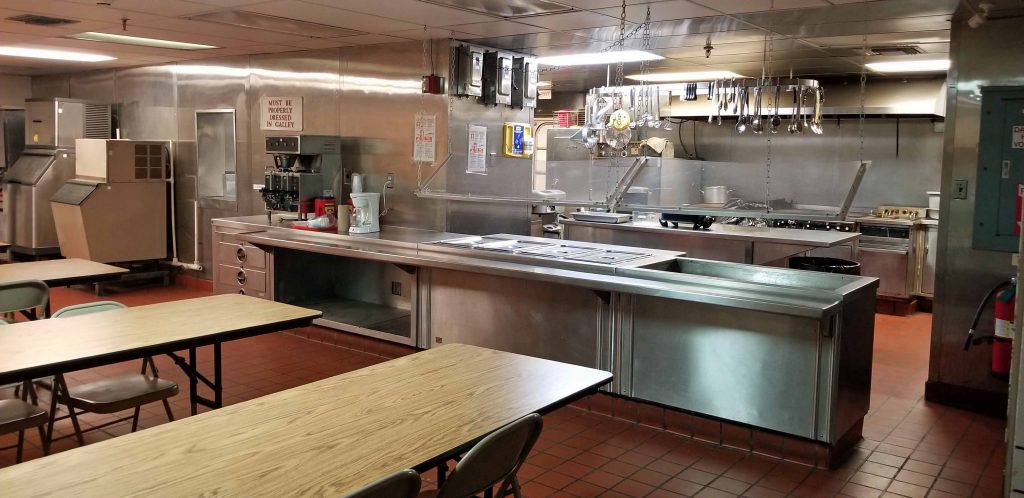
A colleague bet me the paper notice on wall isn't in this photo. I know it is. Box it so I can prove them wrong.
[1013,125,1024,149]
[413,112,436,163]
[467,124,487,174]
[260,96,302,131]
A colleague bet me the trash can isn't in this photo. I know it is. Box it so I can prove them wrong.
[789,256,861,276]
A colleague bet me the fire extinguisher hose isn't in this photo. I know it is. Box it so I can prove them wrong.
[964,280,1014,351]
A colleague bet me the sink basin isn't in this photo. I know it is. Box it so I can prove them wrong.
[626,257,871,296]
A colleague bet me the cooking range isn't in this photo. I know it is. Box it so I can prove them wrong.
[853,206,927,298]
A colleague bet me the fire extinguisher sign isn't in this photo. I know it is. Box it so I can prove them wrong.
[1017,183,1024,235]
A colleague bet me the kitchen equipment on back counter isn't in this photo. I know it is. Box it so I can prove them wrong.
[0,107,25,174]
[50,139,168,263]
[853,206,928,299]
[1,98,111,256]
[701,185,731,205]
[349,192,381,234]
[659,213,715,230]
[260,135,342,220]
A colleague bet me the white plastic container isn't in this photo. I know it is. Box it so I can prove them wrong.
[927,191,940,210]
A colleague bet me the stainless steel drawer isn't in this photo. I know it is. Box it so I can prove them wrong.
[216,241,267,270]
[216,264,267,294]
[214,282,267,298]
[858,246,909,298]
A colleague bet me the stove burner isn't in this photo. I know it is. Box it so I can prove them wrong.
[770,220,855,232]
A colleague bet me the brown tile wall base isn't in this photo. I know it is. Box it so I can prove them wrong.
[924,380,1008,418]
[576,393,849,470]
[286,326,418,359]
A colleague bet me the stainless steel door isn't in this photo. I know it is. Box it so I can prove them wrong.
[921,227,938,296]
[859,246,910,297]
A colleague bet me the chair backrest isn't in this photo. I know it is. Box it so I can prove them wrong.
[0,318,7,324]
[436,413,543,498]
[52,300,126,318]
[0,279,48,315]
[343,469,420,498]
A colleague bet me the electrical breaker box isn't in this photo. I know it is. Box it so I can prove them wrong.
[974,86,1024,252]
[511,56,538,109]
[482,51,512,106]
[452,45,483,97]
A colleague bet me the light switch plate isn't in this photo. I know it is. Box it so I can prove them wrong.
[953,179,968,199]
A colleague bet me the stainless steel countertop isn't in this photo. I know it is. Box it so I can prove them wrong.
[215,216,878,319]
[561,219,861,247]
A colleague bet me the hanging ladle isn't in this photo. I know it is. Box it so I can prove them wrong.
[750,85,764,134]
[810,87,824,135]
[769,84,782,133]
[788,86,800,134]
[735,87,749,134]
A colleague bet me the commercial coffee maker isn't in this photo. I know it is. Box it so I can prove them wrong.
[260,135,342,219]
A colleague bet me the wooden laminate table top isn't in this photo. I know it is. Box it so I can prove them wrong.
[0,258,127,286]
[0,344,612,497]
[0,294,322,385]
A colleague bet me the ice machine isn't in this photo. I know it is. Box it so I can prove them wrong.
[52,139,168,263]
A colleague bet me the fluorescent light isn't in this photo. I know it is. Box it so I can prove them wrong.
[70,32,217,50]
[865,59,950,73]
[627,70,742,82]
[536,50,662,67]
[0,46,114,62]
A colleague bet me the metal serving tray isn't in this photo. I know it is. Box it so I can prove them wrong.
[565,250,650,264]
[517,244,600,259]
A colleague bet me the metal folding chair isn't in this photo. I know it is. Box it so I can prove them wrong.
[428,413,543,498]
[0,318,49,462]
[45,301,179,447]
[344,469,420,498]
[0,279,49,320]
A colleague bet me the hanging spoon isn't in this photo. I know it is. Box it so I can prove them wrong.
[708,81,716,124]
[810,87,824,135]
[735,87,748,134]
[751,85,764,134]
[788,86,800,134]
[795,87,806,134]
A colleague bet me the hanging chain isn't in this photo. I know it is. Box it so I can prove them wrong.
[765,0,775,211]
[614,0,626,90]
[858,0,867,166]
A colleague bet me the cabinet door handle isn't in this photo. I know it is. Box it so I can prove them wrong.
[236,247,247,263]
[236,271,247,285]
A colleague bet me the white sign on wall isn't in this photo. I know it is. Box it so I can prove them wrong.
[260,96,303,131]
[1013,125,1024,149]
[413,112,436,163]
[467,125,487,174]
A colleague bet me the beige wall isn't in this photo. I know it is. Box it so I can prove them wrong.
[0,74,31,107]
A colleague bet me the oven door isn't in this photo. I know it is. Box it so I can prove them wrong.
[858,245,910,298]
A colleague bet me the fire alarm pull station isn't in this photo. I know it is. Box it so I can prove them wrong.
[973,86,1024,252]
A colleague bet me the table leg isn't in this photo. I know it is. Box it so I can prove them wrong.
[188,347,199,415]
[167,344,225,416]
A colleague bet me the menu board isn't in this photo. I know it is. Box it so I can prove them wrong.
[467,124,487,174]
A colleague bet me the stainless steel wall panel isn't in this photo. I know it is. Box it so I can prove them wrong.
[339,41,450,232]
[68,70,115,103]
[115,65,177,141]
[931,14,1024,398]
[30,75,70,100]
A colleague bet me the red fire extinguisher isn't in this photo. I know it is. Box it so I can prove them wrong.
[964,279,1016,378]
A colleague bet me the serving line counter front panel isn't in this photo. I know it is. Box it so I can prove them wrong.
[213,216,878,465]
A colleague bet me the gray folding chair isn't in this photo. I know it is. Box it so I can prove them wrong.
[426,414,543,498]
[344,469,420,498]
[46,301,179,447]
[0,279,49,320]
[0,318,49,462]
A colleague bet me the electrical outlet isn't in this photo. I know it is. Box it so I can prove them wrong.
[953,179,968,199]
[385,173,395,188]
[391,281,402,296]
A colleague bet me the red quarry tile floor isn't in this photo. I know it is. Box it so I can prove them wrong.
[0,282,1008,497]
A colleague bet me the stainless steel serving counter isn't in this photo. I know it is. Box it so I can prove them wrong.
[562,219,860,265]
[212,216,878,464]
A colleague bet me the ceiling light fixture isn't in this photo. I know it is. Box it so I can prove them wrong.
[865,59,950,73]
[70,32,217,50]
[0,46,114,62]
[626,70,742,82]
[536,50,662,67]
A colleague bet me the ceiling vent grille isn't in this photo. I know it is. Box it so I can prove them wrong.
[867,46,924,56]
[6,14,80,26]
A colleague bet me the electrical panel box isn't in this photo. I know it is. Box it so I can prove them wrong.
[452,45,483,97]
[973,86,1024,252]
[511,56,539,108]
[482,51,512,106]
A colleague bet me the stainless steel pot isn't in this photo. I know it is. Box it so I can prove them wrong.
[701,186,730,204]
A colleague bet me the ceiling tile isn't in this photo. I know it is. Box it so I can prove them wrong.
[283,38,352,49]
[445,20,550,38]
[190,0,268,6]
[133,16,309,44]
[62,0,220,17]
[690,0,775,14]
[389,27,477,40]
[0,0,165,24]
[552,0,654,8]
[77,25,258,48]
[517,11,622,31]
[596,1,718,23]
[240,1,422,33]
[328,33,410,45]
[301,0,496,26]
